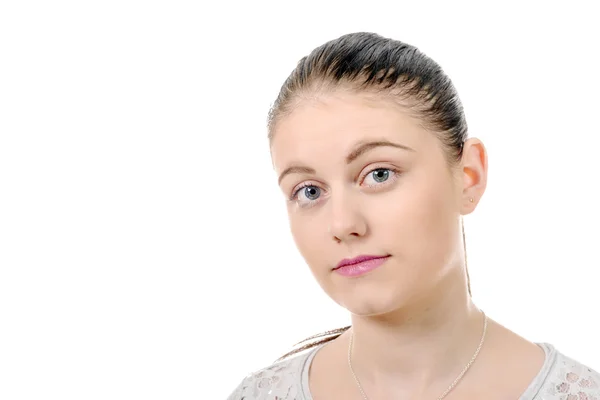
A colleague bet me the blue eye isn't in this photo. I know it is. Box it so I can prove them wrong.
[289,184,323,208]
[292,184,321,201]
[363,168,395,186]
[371,169,390,183]
[302,186,321,200]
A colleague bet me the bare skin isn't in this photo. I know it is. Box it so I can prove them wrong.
[270,90,545,399]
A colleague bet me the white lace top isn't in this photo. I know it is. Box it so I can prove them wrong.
[227,342,600,399]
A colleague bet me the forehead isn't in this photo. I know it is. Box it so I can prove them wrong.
[270,92,435,169]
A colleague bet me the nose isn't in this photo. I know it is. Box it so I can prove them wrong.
[327,194,367,243]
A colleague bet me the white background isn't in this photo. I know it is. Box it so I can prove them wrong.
[1,1,599,399]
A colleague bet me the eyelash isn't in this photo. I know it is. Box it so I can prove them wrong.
[288,166,402,203]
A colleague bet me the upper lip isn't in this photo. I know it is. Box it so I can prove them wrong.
[335,254,389,269]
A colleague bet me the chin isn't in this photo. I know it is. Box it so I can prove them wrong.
[337,289,407,318]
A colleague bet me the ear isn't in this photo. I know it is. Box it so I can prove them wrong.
[460,138,488,215]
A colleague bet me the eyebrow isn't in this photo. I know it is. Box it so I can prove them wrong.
[277,140,414,185]
[345,140,414,164]
[277,166,316,185]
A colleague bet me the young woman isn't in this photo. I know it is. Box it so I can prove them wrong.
[227,32,599,400]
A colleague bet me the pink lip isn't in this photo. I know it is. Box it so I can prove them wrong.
[334,255,390,277]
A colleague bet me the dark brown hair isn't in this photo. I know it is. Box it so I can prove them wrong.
[268,32,472,362]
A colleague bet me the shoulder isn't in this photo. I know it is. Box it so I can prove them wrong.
[536,344,600,399]
[226,348,317,400]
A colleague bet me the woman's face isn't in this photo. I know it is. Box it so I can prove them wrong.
[271,91,472,317]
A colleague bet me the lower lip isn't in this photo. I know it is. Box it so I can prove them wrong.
[334,256,389,277]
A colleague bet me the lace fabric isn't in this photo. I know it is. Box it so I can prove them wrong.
[542,352,600,399]
[227,343,600,400]
[227,353,309,400]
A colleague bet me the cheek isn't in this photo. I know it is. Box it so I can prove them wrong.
[374,174,457,260]
[288,213,329,269]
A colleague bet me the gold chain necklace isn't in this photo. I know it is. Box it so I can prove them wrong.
[347,312,488,400]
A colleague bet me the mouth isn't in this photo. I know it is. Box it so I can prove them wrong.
[333,255,390,277]
[334,254,390,270]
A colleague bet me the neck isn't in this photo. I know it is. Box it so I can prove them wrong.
[347,276,485,395]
